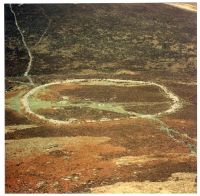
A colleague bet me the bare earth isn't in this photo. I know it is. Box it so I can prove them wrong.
[91,172,196,193]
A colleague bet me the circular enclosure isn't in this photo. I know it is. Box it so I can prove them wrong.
[21,79,182,125]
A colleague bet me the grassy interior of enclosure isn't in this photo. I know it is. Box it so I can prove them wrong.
[23,83,172,120]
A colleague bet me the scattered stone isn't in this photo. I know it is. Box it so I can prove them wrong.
[68,118,77,123]
[100,118,110,122]
[74,176,79,180]
[63,155,70,160]
[86,120,96,123]
[53,181,59,187]
[62,173,80,181]
[62,177,71,181]
[87,180,94,184]
[36,181,46,189]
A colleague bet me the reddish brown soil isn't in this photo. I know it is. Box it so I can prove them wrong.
[36,84,83,101]
[5,116,196,193]
[6,137,125,193]
[5,76,197,193]
[58,85,168,103]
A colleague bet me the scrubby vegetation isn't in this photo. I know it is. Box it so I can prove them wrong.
[5,4,196,77]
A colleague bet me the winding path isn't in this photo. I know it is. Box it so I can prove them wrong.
[9,4,34,85]
[9,4,51,85]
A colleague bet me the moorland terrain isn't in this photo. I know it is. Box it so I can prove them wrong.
[5,3,197,193]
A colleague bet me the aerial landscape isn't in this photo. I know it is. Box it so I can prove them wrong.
[5,3,197,193]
